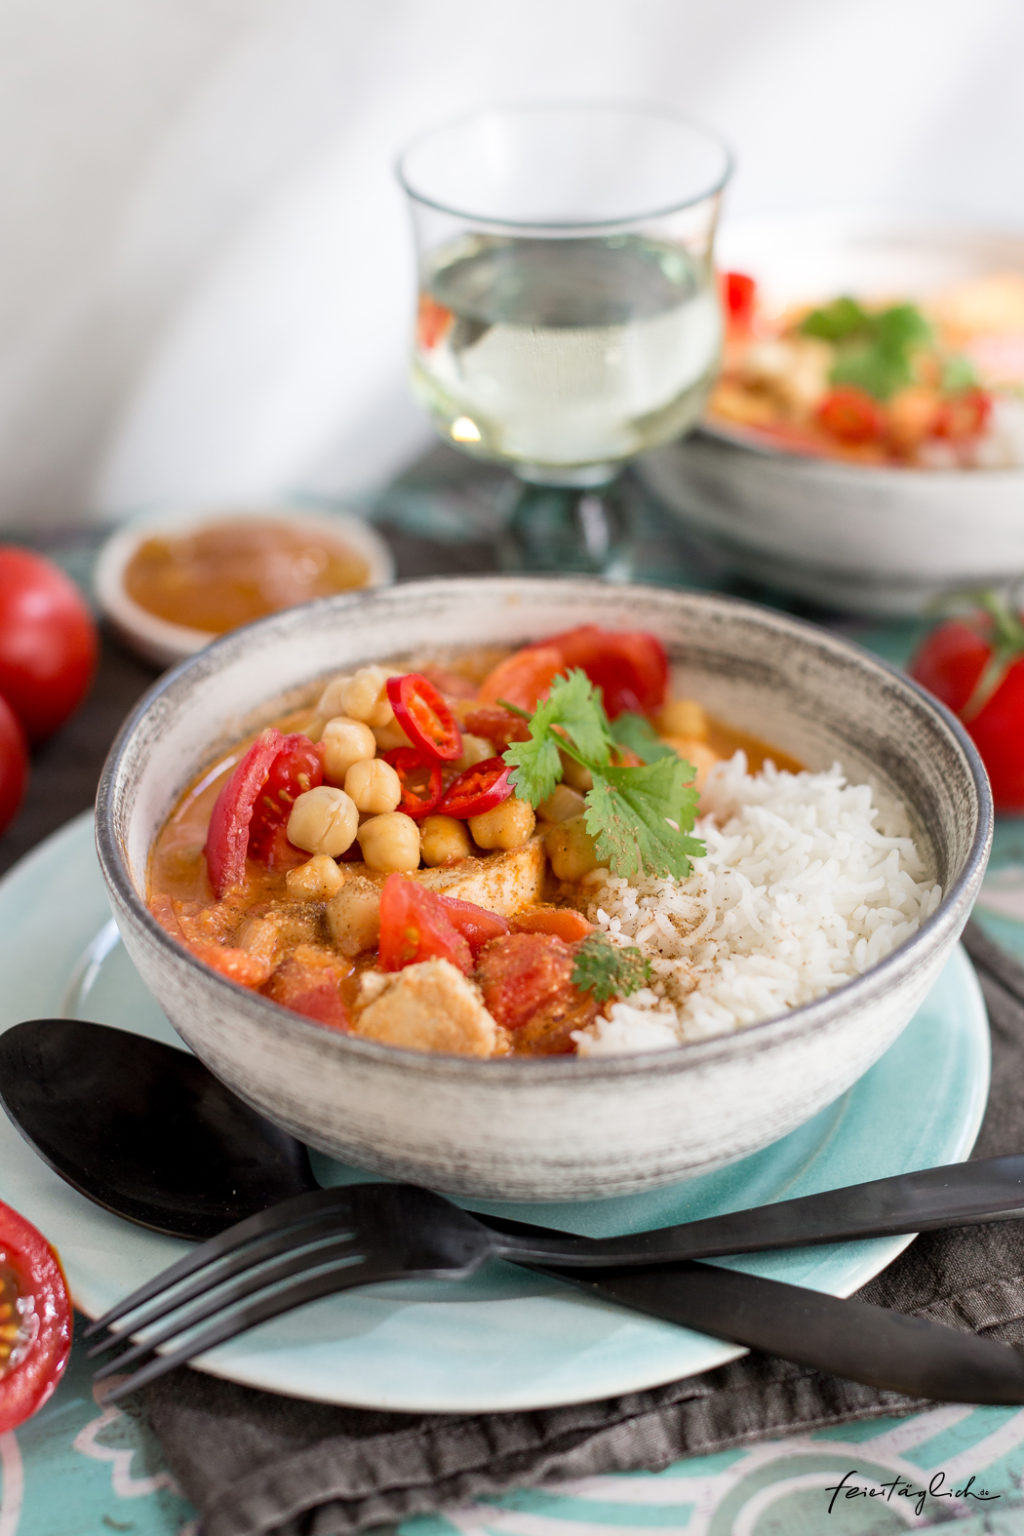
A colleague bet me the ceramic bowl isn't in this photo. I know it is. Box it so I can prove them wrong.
[95,577,992,1201]
[640,213,1024,615]
[93,503,395,668]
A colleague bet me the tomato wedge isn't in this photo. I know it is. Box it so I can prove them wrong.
[386,674,462,762]
[377,874,473,973]
[512,907,594,943]
[543,625,669,718]
[478,646,565,711]
[0,1201,72,1434]
[463,704,531,751]
[440,895,510,955]
[721,270,757,328]
[816,386,886,445]
[382,747,444,818]
[934,387,992,442]
[436,757,513,819]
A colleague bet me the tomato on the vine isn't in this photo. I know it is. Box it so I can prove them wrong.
[0,547,97,744]
[0,1200,73,1434]
[908,597,1024,813]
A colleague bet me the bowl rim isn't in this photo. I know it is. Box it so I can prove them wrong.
[92,502,396,663]
[94,574,994,1082]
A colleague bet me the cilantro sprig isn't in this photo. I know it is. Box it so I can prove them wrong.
[572,932,653,1002]
[799,298,935,402]
[503,671,705,881]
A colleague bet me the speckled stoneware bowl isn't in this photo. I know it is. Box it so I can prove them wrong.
[95,577,992,1201]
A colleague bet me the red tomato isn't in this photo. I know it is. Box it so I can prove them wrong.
[908,605,1024,812]
[0,694,29,836]
[440,895,510,955]
[386,674,462,762]
[0,547,97,743]
[816,386,886,445]
[544,625,669,718]
[264,953,352,1029]
[721,270,758,328]
[462,705,531,751]
[204,729,321,895]
[478,647,565,711]
[512,907,594,943]
[382,747,444,818]
[475,931,598,1054]
[377,874,473,974]
[436,758,513,818]
[0,1200,73,1434]
[933,388,992,442]
[247,736,324,864]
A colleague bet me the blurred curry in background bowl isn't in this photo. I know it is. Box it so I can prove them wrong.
[641,214,1024,615]
[94,504,394,668]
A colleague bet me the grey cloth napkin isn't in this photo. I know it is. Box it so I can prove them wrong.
[141,921,1024,1536]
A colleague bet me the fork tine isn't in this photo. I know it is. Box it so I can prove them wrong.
[83,1184,369,1337]
[87,1210,363,1358]
[102,1254,436,1404]
[94,1231,367,1381]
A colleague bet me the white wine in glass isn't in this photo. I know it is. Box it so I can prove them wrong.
[399,105,732,573]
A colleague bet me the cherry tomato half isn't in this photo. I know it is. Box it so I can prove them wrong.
[0,694,29,837]
[721,270,758,328]
[377,873,473,974]
[462,704,531,751]
[248,736,324,865]
[909,606,1024,813]
[0,547,98,743]
[816,386,886,445]
[436,757,513,819]
[478,646,565,712]
[382,747,444,819]
[386,674,462,762]
[0,1200,73,1434]
[204,729,322,895]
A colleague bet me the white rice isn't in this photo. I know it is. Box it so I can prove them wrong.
[575,753,942,1055]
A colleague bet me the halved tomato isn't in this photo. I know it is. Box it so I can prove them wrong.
[204,730,324,895]
[543,625,669,718]
[478,646,565,711]
[0,1201,72,1434]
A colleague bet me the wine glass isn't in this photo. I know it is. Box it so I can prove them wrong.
[397,102,732,576]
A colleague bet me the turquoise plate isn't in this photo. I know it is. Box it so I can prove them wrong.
[0,814,990,1413]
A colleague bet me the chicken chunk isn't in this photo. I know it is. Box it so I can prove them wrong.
[353,958,505,1057]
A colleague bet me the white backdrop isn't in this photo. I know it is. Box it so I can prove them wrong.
[1,0,1022,525]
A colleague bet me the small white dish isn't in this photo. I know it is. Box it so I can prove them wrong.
[93,503,395,668]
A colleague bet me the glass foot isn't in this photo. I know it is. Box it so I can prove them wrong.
[498,476,634,578]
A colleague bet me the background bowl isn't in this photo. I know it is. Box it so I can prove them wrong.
[95,577,991,1201]
[640,213,1024,615]
[93,502,395,668]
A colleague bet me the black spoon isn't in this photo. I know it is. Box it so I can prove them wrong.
[8,1016,1024,1404]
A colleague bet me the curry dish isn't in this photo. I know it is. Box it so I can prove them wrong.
[149,626,798,1057]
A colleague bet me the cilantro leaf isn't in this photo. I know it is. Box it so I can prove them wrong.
[941,353,979,393]
[572,933,653,1002]
[505,670,612,805]
[584,757,704,880]
[799,296,870,342]
[610,711,676,763]
[829,344,912,401]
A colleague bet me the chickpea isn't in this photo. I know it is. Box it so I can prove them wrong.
[469,796,535,851]
[559,750,593,793]
[420,814,472,867]
[537,784,587,823]
[358,811,421,872]
[373,718,411,752]
[314,673,351,719]
[286,854,345,902]
[345,757,402,814]
[656,699,709,740]
[287,786,359,858]
[545,815,600,882]
[340,666,394,728]
[454,733,493,771]
[325,875,381,956]
[321,716,377,785]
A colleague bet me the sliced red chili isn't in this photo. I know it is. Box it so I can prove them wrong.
[436,757,513,819]
[386,673,462,762]
[382,747,443,819]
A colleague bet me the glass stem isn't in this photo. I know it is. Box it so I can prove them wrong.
[499,473,633,577]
